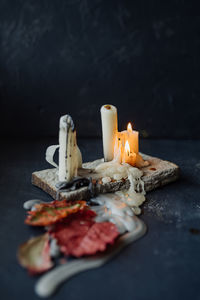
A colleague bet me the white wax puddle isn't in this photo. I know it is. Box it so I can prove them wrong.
[94,160,146,215]
[91,194,137,234]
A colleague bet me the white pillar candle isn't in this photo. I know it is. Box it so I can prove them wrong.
[113,123,139,166]
[120,127,139,154]
[100,104,118,162]
[58,115,82,182]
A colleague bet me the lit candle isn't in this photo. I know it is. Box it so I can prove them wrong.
[121,123,139,154]
[58,115,82,182]
[101,104,118,162]
[114,122,139,166]
[127,122,139,154]
[122,140,136,166]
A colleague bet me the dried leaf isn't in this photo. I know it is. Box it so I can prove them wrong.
[17,233,53,275]
[25,200,86,226]
[50,210,119,257]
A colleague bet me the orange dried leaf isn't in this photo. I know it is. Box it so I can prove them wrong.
[25,200,86,226]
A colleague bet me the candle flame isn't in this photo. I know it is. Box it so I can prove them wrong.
[127,122,132,132]
[125,140,130,156]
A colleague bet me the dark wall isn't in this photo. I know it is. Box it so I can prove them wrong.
[0,0,200,138]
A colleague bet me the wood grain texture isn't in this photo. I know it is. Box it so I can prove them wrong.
[32,153,180,201]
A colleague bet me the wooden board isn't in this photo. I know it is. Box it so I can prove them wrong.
[32,153,180,201]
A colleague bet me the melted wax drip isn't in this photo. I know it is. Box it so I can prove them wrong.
[55,177,97,200]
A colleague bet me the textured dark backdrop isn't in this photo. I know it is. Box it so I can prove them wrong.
[0,0,200,138]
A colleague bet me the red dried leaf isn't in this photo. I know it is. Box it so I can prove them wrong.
[17,233,53,275]
[25,200,86,226]
[50,210,119,257]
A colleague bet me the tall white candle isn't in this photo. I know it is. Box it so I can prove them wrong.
[58,115,82,182]
[101,104,118,162]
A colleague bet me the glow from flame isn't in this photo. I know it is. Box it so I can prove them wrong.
[127,122,132,132]
[125,140,130,155]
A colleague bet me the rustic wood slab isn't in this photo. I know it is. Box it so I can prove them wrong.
[32,153,179,201]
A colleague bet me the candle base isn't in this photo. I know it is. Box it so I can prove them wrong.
[32,153,179,202]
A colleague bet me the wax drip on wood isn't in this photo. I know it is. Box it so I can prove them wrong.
[56,177,97,200]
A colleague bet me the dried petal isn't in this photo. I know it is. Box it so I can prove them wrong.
[17,233,53,275]
[50,210,119,257]
[25,200,86,226]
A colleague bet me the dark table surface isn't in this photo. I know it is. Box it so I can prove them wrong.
[0,138,200,300]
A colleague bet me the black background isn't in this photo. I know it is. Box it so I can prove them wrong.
[0,0,200,139]
[1,2,200,300]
